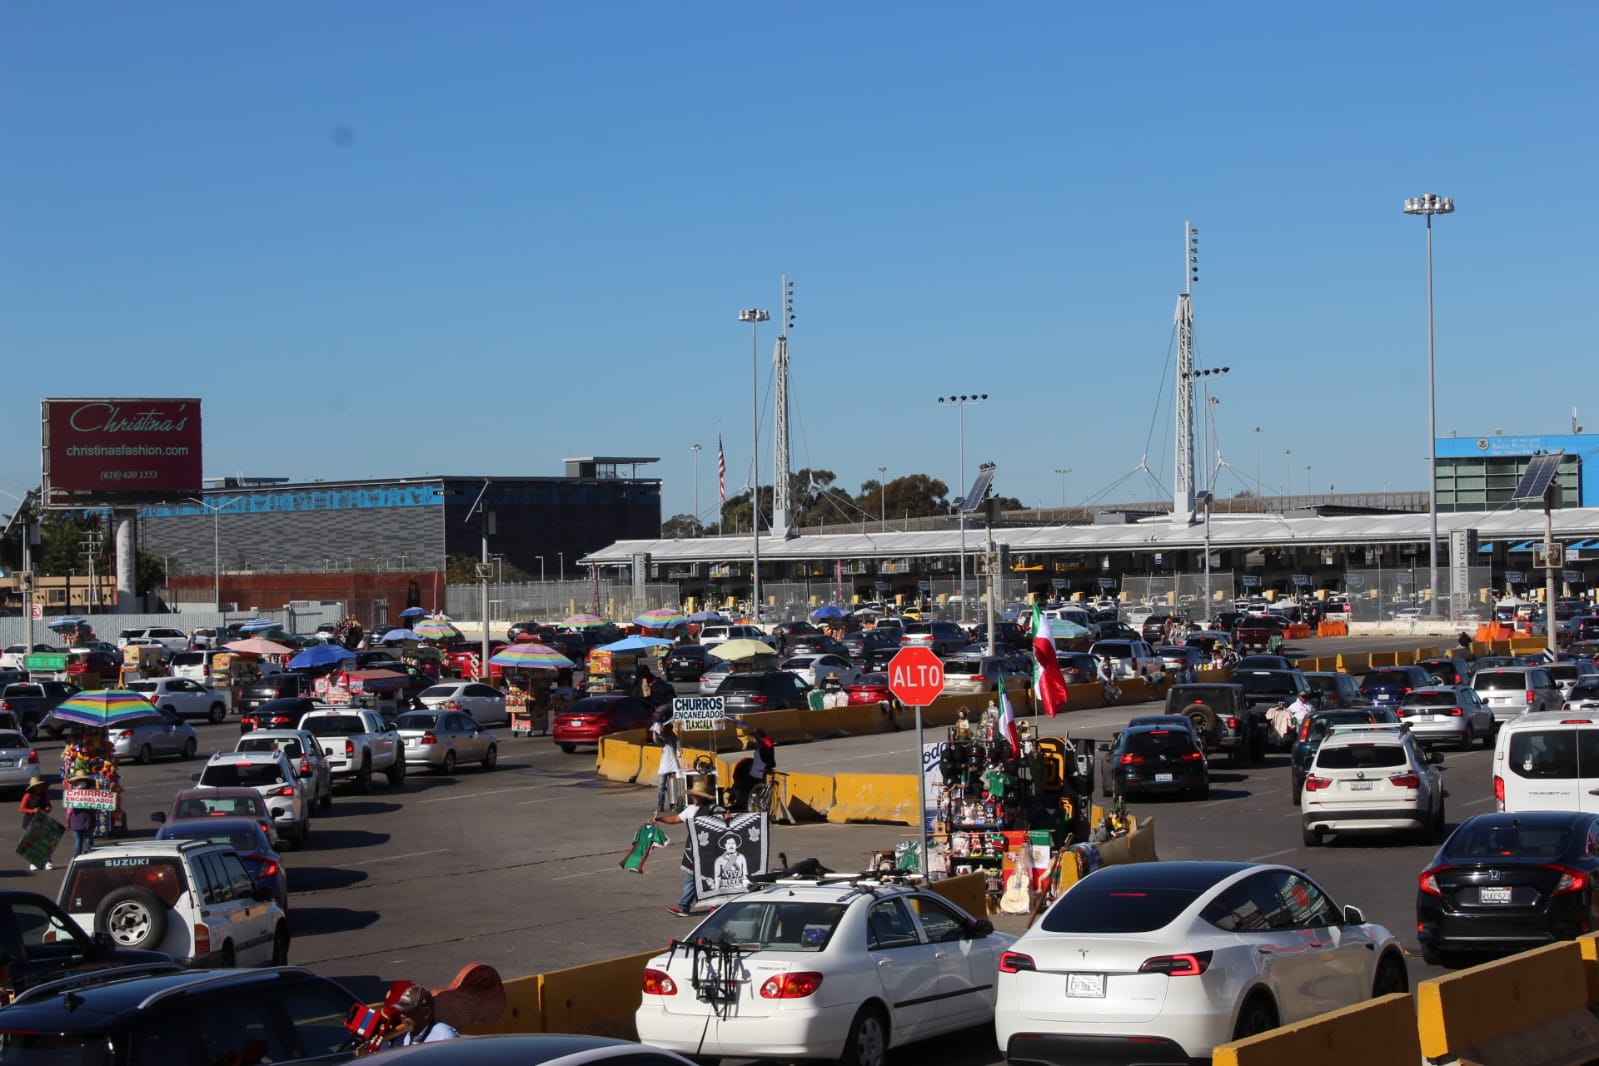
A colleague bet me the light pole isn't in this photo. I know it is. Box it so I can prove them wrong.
[1404,192,1455,618]
[161,549,188,606]
[739,307,770,620]
[877,466,887,531]
[1254,427,1262,500]
[1306,465,1312,497]
[1284,450,1292,498]
[535,556,545,583]
[937,394,987,623]
[186,496,235,610]
[558,552,564,581]
[1054,468,1072,509]
[690,443,702,533]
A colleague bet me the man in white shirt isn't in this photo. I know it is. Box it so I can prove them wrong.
[1287,691,1316,727]
[388,984,458,1045]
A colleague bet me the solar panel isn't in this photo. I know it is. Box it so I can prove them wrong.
[1511,451,1565,503]
[958,464,996,514]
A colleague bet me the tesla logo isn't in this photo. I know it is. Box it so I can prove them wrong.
[1077,949,1089,959]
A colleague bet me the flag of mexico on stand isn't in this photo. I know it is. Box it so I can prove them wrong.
[1030,602,1070,716]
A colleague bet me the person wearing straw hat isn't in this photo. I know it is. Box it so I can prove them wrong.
[65,776,97,857]
[653,782,726,917]
[19,776,53,871]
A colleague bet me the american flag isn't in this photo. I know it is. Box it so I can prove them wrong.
[717,435,726,504]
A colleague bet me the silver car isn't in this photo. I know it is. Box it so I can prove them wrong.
[0,730,38,793]
[1398,686,1494,750]
[109,707,199,764]
[235,728,334,813]
[941,655,1021,695]
[394,709,500,774]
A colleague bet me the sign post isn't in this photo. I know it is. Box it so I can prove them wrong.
[888,646,945,878]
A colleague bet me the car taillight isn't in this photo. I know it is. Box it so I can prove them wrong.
[760,972,824,998]
[1180,751,1204,762]
[749,695,768,705]
[1494,775,1506,810]
[1564,703,1574,711]
[1299,720,1312,741]
[1419,867,1446,897]
[1395,706,1411,717]
[1138,950,1212,976]
[26,750,38,765]
[641,968,678,995]
[1118,754,1144,765]
[268,785,296,797]
[255,859,280,878]
[345,740,355,758]
[998,951,1036,973]
[0,701,8,711]
[114,730,133,740]
[1402,687,1412,695]
[1389,772,1421,789]
[1225,717,1237,729]
[299,759,311,775]
[420,731,438,745]
[1549,865,1588,895]
[1527,690,1536,704]
[1447,707,1464,717]
[1304,775,1332,791]
[1562,719,1595,725]
[194,922,210,955]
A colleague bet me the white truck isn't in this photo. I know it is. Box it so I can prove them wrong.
[124,676,234,724]
[296,707,406,793]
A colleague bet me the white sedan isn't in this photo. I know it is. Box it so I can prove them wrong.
[417,681,509,726]
[778,654,860,690]
[638,877,1014,1066]
[994,861,1407,1063]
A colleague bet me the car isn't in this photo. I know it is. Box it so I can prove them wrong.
[1323,598,1353,622]
[1398,685,1495,750]
[56,838,290,967]
[1233,669,1316,712]
[899,621,966,657]
[778,653,860,690]
[966,619,1029,651]
[1288,707,1402,802]
[1099,724,1208,800]
[699,625,774,648]
[1088,639,1162,681]
[769,620,820,652]
[64,648,121,684]
[1564,679,1599,712]
[636,875,1015,1064]
[993,860,1407,1063]
[507,620,557,643]
[115,627,191,653]
[862,645,901,672]
[1055,652,1099,686]
[1,680,78,738]
[1357,664,1434,708]
[0,888,177,996]
[109,706,199,764]
[784,634,850,658]
[1234,654,1293,671]
[240,696,326,734]
[1546,659,1599,700]
[940,655,1021,696]
[698,658,736,696]
[363,1034,702,1065]
[234,728,335,813]
[1417,657,1473,687]
[125,676,232,724]
[1472,665,1563,727]
[1392,606,1426,621]
[193,750,312,849]
[1474,654,1523,671]
[0,644,52,671]
[552,695,657,753]
[0,730,41,796]
[1234,615,1288,654]
[662,644,717,681]
[1302,670,1364,709]
[845,672,898,708]
[158,786,279,845]
[1491,714,1599,814]
[1156,644,1206,677]
[1416,810,1599,968]
[395,708,500,774]
[0,965,361,1066]
[1165,682,1261,765]
[715,670,814,714]
[1301,723,1445,846]
[237,672,315,714]
[840,628,900,666]
[417,681,510,726]
[154,816,288,911]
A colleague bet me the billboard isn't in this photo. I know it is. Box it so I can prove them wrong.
[42,398,203,507]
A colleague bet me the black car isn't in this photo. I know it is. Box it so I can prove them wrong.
[0,889,175,996]
[662,645,716,682]
[1211,611,1245,633]
[0,965,361,1066]
[1301,671,1364,709]
[714,671,813,713]
[840,629,898,665]
[785,635,849,658]
[237,673,314,714]
[1099,724,1208,800]
[1234,654,1293,672]
[770,621,820,653]
[965,620,1029,651]
[506,621,557,644]
[863,645,900,672]
[1417,811,1599,967]
[1089,620,1140,642]
[355,1035,696,1066]
[1418,657,1472,687]
[239,696,321,734]
[1139,614,1184,644]
[1234,669,1316,710]
[1057,652,1100,686]
[1099,715,1201,795]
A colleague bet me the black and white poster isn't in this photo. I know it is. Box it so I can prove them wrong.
[688,812,768,900]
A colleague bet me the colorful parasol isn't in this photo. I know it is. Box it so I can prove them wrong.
[223,638,295,656]
[412,618,463,641]
[50,690,162,729]
[489,644,576,671]
[560,614,606,629]
[597,635,676,653]
[634,608,687,629]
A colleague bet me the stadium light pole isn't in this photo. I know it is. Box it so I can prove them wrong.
[690,443,702,534]
[1055,468,1072,509]
[1404,193,1455,619]
[185,496,234,610]
[739,308,769,620]
[937,394,987,623]
[877,466,887,531]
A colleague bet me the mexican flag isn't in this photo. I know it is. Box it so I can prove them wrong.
[1030,602,1070,717]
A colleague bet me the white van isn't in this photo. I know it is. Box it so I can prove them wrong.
[1491,713,1599,814]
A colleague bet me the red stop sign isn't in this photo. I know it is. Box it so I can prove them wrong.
[888,646,945,706]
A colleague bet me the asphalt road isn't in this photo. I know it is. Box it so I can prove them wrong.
[2,633,1475,1066]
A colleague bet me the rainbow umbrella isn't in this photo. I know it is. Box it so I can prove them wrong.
[413,617,462,641]
[50,690,162,729]
[489,644,576,671]
[560,614,606,629]
[635,608,687,629]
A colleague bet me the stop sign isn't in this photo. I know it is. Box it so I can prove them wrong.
[888,646,945,706]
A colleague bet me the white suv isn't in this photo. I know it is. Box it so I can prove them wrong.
[1301,723,1444,847]
[698,624,773,648]
[56,838,289,967]
[125,677,232,724]
[194,750,313,849]
[1088,639,1162,681]
[115,628,190,653]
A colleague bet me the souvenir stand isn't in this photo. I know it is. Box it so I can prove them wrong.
[489,644,578,736]
[61,734,124,838]
[585,650,617,694]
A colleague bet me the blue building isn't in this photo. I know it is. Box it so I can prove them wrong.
[1435,433,1595,512]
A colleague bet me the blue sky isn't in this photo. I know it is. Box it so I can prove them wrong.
[2,3,1594,525]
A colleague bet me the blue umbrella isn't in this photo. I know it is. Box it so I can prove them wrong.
[597,635,677,653]
[810,605,847,622]
[239,618,280,633]
[687,610,726,623]
[381,628,423,643]
[46,616,88,630]
[288,643,358,669]
[400,606,429,618]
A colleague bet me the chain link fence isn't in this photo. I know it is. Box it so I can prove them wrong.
[1119,571,1239,615]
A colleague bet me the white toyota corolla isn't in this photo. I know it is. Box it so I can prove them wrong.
[994,861,1407,1065]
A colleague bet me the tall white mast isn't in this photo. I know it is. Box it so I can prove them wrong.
[1172,221,1199,524]
[771,274,795,540]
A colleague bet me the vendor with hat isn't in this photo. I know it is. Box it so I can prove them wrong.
[383,981,458,1045]
[65,775,97,857]
[653,781,727,918]
[19,776,52,871]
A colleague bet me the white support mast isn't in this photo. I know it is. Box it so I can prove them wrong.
[771,274,795,540]
[1172,221,1199,525]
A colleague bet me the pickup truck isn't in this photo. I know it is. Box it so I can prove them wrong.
[1234,615,1287,654]
[3,681,80,738]
[296,707,406,793]
[124,677,233,724]
[1164,682,1263,766]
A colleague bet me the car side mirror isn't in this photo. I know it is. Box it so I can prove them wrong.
[1342,904,1365,925]
[1429,751,1445,765]
[150,812,167,824]
[1097,743,1111,753]
[189,774,201,783]
[969,918,994,937]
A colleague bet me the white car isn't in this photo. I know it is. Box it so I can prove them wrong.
[0,644,59,671]
[699,659,736,696]
[194,749,313,849]
[699,625,774,648]
[125,676,232,724]
[778,654,860,690]
[637,875,1014,1064]
[115,627,190,652]
[235,728,335,813]
[1087,639,1162,681]
[417,681,510,726]
[993,861,1407,1063]
[1564,679,1599,713]
[1301,723,1445,847]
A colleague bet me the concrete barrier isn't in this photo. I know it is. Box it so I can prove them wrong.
[778,770,835,820]
[594,735,644,783]
[1336,652,1371,674]
[537,948,661,1039]
[1213,993,1418,1066]
[827,772,921,825]
[1369,651,1399,668]
[1416,940,1599,1064]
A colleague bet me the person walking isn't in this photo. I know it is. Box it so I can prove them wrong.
[653,783,720,917]
[655,724,684,813]
[19,777,52,872]
[65,777,96,857]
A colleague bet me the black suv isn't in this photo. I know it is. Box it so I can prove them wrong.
[240,696,322,734]
[662,644,716,682]
[0,966,362,1065]
[1164,682,1262,765]
[714,671,813,713]
[1233,669,1317,710]
[0,889,174,996]
[238,673,313,715]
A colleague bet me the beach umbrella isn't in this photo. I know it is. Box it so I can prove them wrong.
[489,644,576,670]
[597,635,676,653]
[399,606,429,618]
[288,643,358,669]
[707,639,779,662]
[46,616,88,631]
[809,605,847,622]
[51,690,161,729]
[1050,620,1090,639]
[412,618,462,641]
[381,629,423,643]
[687,610,726,624]
[223,638,295,656]
[560,614,606,629]
[634,608,687,629]
[238,619,280,633]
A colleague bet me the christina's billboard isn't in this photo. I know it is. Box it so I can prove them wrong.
[42,398,203,506]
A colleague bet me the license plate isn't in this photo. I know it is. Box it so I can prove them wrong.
[405,738,417,747]
[1349,781,1374,791]
[1155,773,1174,782]
[1066,973,1104,998]
[1480,887,1512,904]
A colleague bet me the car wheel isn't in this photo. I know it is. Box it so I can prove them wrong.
[298,820,310,849]
[1289,775,1302,805]
[1194,779,1210,801]
[208,702,227,724]
[354,759,372,794]
[440,750,457,775]
[481,744,498,771]
[387,756,407,786]
[1459,725,1474,752]
[181,737,197,760]
[219,941,237,968]
[136,744,153,765]
[319,788,333,813]
[1421,943,1464,968]
[1302,825,1321,848]
[1372,952,1408,997]
[839,1004,889,1066]
[271,922,291,965]
[1231,992,1279,1040]
[560,743,577,754]
[94,886,168,950]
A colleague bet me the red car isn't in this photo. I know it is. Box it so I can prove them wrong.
[846,672,898,706]
[551,695,655,754]
[157,786,279,847]
[447,640,506,680]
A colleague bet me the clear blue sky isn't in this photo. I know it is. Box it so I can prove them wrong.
[3,3,1594,525]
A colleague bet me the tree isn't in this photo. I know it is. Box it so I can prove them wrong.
[445,554,484,585]
[864,474,950,522]
[661,513,703,539]
[33,512,108,577]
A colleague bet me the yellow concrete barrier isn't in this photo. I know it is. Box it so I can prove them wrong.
[1581,932,1599,1007]
[778,770,835,820]
[1336,652,1371,674]
[1064,682,1105,709]
[928,871,988,917]
[1369,651,1399,668]
[537,948,662,1039]
[1510,637,1549,653]
[1213,993,1419,1066]
[827,773,921,825]
[594,735,644,783]
[1416,940,1596,1064]
[832,703,895,735]
[474,971,543,1034]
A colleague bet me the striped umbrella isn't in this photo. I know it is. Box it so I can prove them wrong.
[634,608,687,629]
[50,690,162,729]
[489,644,576,671]
[413,617,462,641]
[560,614,606,629]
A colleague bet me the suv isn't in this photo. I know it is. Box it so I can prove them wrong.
[1357,665,1434,708]
[1302,671,1364,709]
[125,677,231,724]
[663,644,717,681]
[699,624,773,648]
[241,696,325,734]
[715,670,813,713]
[234,729,335,813]
[900,621,966,657]
[238,673,314,715]
[1417,657,1472,687]
[1089,639,1162,681]
[1472,665,1563,727]
[56,839,290,966]
[941,655,1021,695]
[1164,683,1261,765]
[1288,707,1402,801]
[1301,724,1445,846]
[115,627,190,653]
[0,889,175,995]
[1547,659,1599,700]
[194,750,312,849]
[0,966,360,1066]
[1233,669,1316,711]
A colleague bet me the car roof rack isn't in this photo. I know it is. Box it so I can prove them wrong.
[1325,723,1408,737]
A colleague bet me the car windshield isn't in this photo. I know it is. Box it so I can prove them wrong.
[1236,674,1295,694]
[1475,672,1530,691]
[1315,743,1407,769]
[1095,643,1131,657]
[0,1031,112,1064]
[418,686,457,699]
[0,731,27,749]
[395,713,442,730]
[1363,671,1414,686]
[303,716,366,736]
[201,762,287,788]
[237,737,304,758]
[691,900,846,951]
[162,825,265,853]
[855,673,887,686]
[1445,821,1577,859]
[943,660,986,675]
[1569,682,1599,701]
[1548,665,1583,681]
[1124,731,1195,756]
[717,677,770,694]
[1041,882,1203,933]
[1404,692,1460,708]
[125,682,157,693]
[61,857,186,913]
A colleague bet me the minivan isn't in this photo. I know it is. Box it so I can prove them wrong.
[1492,714,1599,814]
[1472,665,1563,727]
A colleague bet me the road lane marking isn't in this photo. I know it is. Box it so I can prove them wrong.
[551,867,617,880]
[1465,797,1494,806]
[1246,848,1297,862]
[336,849,449,868]
[418,785,550,803]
